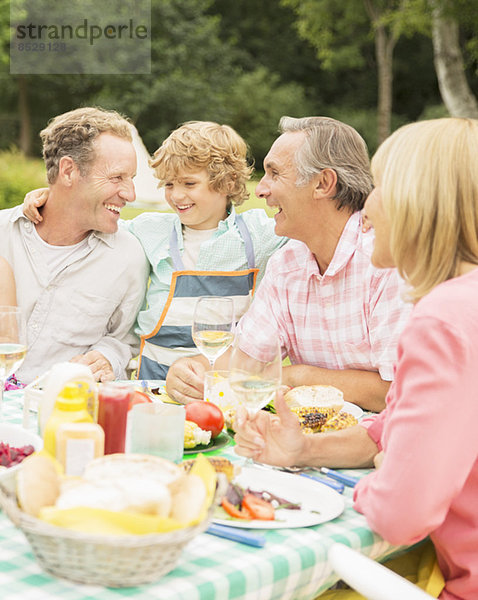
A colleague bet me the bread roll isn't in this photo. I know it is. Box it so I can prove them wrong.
[17,454,60,517]
[55,477,172,517]
[83,453,184,491]
[284,385,345,411]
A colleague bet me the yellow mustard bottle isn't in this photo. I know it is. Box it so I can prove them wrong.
[76,380,99,422]
[56,422,105,476]
[43,383,93,459]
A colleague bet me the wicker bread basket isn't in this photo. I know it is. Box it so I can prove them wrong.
[0,482,216,587]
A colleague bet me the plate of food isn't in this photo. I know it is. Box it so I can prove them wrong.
[342,401,363,419]
[213,465,345,529]
[183,431,231,455]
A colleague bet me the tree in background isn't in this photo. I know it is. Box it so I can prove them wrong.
[431,0,478,118]
[283,0,478,144]
[283,0,433,144]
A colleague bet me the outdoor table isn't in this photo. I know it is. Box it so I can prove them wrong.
[0,388,415,600]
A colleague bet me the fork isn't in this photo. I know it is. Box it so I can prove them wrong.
[251,463,345,493]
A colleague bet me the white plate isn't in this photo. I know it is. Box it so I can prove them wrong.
[341,401,363,419]
[213,465,345,529]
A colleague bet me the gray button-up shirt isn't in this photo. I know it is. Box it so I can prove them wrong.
[0,206,149,383]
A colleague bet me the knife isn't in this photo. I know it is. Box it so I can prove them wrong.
[297,472,345,493]
[320,467,360,488]
[206,523,266,547]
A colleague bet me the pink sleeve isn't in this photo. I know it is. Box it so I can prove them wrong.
[359,410,386,452]
[353,316,478,545]
[236,259,287,359]
[368,270,411,381]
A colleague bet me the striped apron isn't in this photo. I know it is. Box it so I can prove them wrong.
[137,214,259,380]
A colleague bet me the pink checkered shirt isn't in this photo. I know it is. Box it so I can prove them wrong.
[238,212,412,381]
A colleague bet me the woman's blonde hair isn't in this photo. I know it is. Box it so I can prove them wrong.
[372,117,478,302]
[150,121,253,208]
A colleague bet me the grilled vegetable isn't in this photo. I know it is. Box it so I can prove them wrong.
[290,407,331,433]
[290,406,357,433]
[182,457,238,482]
[321,412,358,431]
[184,421,212,449]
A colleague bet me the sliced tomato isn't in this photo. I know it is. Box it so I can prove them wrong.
[242,493,275,520]
[221,498,252,520]
[128,390,153,411]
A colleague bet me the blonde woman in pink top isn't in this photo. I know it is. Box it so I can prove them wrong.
[234,117,478,599]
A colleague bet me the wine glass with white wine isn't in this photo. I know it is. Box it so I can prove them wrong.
[0,306,27,419]
[228,330,282,416]
[192,296,235,370]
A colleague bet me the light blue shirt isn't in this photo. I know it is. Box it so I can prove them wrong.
[123,207,286,339]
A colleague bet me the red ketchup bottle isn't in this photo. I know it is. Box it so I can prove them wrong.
[97,383,132,454]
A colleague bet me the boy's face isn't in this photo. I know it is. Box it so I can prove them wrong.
[164,169,229,230]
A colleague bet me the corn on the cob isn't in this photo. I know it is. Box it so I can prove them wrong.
[184,421,211,449]
[181,457,238,481]
[290,407,335,433]
[222,407,236,431]
[321,412,358,431]
[290,406,357,433]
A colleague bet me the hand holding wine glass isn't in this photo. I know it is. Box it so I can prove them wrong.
[192,296,235,369]
[228,330,282,416]
[0,306,27,419]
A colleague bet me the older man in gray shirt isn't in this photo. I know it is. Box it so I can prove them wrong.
[0,107,148,383]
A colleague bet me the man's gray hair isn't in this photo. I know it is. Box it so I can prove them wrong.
[279,116,373,213]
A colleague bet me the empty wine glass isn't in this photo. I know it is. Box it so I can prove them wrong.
[228,330,282,416]
[192,296,235,369]
[0,306,27,419]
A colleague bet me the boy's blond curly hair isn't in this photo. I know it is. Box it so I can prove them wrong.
[150,121,253,207]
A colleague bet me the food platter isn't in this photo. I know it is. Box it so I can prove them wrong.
[213,465,345,529]
[183,431,231,455]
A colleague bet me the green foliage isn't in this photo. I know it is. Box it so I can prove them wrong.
[374,0,431,38]
[418,103,449,120]
[225,67,314,166]
[0,150,46,209]
[89,0,240,152]
[282,0,370,70]
[325,107,406,154]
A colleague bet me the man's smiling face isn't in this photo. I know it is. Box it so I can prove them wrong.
[255,132,317,241]
[75,132,137,235]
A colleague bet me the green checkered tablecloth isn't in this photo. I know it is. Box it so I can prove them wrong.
[0,390,411,600]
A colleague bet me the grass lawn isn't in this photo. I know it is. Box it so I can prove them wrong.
[121,179,274,220]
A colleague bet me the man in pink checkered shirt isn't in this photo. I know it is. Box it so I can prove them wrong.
[166,116,411,411]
